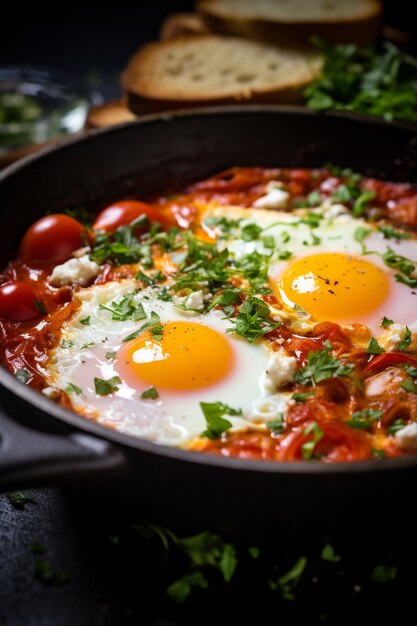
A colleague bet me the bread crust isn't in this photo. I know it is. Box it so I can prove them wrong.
[197,0,383,47]
[122,35,322,115]
[85,101,137,129]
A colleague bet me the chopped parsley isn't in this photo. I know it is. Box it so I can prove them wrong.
[7,491,36,509]
[34,299,47,314]
[200,401,241,439]
[388,419,405,435]
[301,422,324,459]
[34,560,69,586]
[65,383,83,396]
[371,565,397,584]
[294,345,353,386]
[269,556,307,601]
[381,316,393,329]
[79,316,91,326]
[167,571,208,604]
[123,311,163,342]
[291,391,315,403]
[105,351,116,360]
[99,292,146,322]
[141,386,159,400]
[398,327,412,352]
[353,190,376,217]
[401,379,417,394]
[347,409,382,431]
[367,337,385,355]
[15,368,31,384]
[266,414,284,434]
[61,339,74,349]
[321,544,341,563]
[94,376,121,396]
[378,225,411,240]
[227,297,279,343]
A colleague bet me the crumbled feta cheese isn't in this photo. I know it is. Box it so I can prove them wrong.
[381,324,408,351]
[324,203,351,219]
[185,290,205,311]
[249,394,288,423]
[260,352,297,395]
[253,183,290,210]
[42,386,60,400]
[49,255,100,287]
[395,422,417,451]
[72,246,91,258]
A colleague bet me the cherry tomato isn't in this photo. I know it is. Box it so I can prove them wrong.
[0,281,41,321]
[365,352,417,375]
[93,200,173,233]
[20,215,85,262]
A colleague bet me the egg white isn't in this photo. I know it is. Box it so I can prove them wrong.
[47,280,288,446]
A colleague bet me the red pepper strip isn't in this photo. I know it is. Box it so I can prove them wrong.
[364,352,417,376]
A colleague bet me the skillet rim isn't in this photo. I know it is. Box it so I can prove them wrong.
[1,103,417,476]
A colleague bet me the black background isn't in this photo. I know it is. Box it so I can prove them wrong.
[1,3,417,625]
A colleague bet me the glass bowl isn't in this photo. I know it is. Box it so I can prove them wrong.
[0,67,89,165]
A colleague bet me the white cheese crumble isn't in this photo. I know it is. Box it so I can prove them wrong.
[253,182,290,210]
[395,422,417,451]
[49,255,100,287]
[260,352,297,395]
[380,324,410,351]
[185,290,205,311]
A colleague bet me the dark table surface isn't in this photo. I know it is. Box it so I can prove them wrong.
[2,3,417,624]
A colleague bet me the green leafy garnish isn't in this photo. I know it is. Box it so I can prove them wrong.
[291,391,315,403]
[401,379,417,394]
[34,299,47,315]
[398,327,412,352]
[353,190,376,217]
[378,225,411,240]
[99,292,146,322]
[371,565,397,583]
[34,560,69,586]
[269,556,307,601]
[65,383,83,396]
[305,38,417,124]
[200,401,241,439]
[367,337,385,355]
[6,491,36,509]
[167,571,208,604]
[15,368,31,384]
[61,339,74,349]
[94,376,121,396]
[321,544,341,563]
[294,346,353,386]
[266,414,284,434]
[227,297,279,343]
[381,316,393,328]
[141,386,159,400]
[301,422,324,459]
[79,316,91,326]
[388,419,405,435]
[105,351,116,360]
[347,409,382,431]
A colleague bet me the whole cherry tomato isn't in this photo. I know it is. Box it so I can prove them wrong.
[93,200,173,233]
[20,215,85,262]
[0,281,41,321]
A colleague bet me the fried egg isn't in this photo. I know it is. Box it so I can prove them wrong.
[47,280,288,446]
[46,198,417,447]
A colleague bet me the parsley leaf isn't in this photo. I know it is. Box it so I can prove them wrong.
[294,346,353,386]
[7,491,36,509]
[79,316,91,326]
[227,297,279,343]
[266,413,284,434]
[167,571,208,604]
[65,383,83,396]
[371,565,397,583]
[34,300,47,314]
[347,409,382,430]
[398,326,412,352]
[15,368,31,384]
[94,376,121,396]
[141,386,159,400]
[367,337,385,354]
[301,422,324,459]
[99,292,146,322]
[269,556,307,601]
[200,401,241,439]
[381,316,393,328]
[378,225,411,240]
[291,391,315,403]
[401,379,417,394]
[321,544,341,562]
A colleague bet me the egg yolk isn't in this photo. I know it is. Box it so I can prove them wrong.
[117,321,235,392]
[275,252,389,322]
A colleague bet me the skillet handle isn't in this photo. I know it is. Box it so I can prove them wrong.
[0,404,126,490]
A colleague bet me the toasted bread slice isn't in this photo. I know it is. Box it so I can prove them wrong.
[85,101,137,129]
[122,35,322,115]
[159,12,209,40]
[197,0,383,46]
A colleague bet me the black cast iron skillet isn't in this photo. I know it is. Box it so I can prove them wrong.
[1,106,417,543]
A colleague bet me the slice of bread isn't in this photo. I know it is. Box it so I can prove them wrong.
[159,12,209,40]
[197,0,383,47]
[122,35,322,115]
[85,101,137,129]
